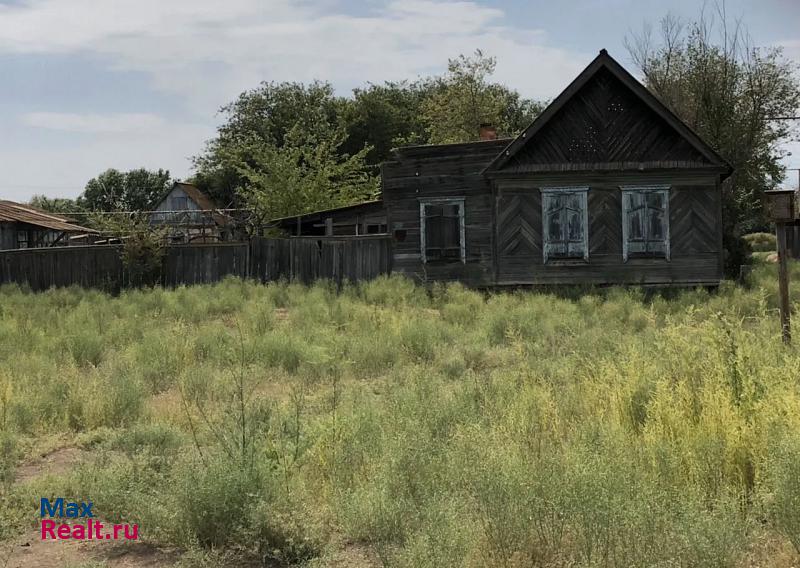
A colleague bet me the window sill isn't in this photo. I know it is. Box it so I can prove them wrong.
[544,258,589,266]
[423,259,466,265]
[624,256,670,263]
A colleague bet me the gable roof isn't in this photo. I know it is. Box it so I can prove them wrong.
[0,200,97,233]
[155,181,219,210]
[172,182,219,211]
[484,49,732,176]
[155,182,231,226]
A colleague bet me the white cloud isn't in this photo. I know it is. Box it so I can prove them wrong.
[778,39,800,62]
[0,120,214,201]
[0,0,589,109]
[0,0,593,200]
[21,112,165,133]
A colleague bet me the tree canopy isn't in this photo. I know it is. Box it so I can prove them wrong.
[421,50,545,144]
[626,11,800,266]
[190,51,544,218]
[28,195,83,216]
[79,168,172,212]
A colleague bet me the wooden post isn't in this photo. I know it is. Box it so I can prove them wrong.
[765,189,796,345]
[777,222,791,344]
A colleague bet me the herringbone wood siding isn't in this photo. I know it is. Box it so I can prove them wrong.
[493,180,722,285]
[670,187,718,255]
[589,189,622,255]
[497,192,541,257]
[506,67,708,170]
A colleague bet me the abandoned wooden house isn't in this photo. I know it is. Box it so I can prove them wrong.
[149,182,237,243]
[276,49,732,288]
[0,200,97,250]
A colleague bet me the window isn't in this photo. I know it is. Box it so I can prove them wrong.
[365,223,387,234]
[419,198,465,263]
[621,186,670,261]
[16,230,29,249]
[541,187,588,262]
[172,196,188,210]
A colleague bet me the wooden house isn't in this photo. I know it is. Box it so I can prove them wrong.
[0,200,97,250]
[283,49,733,288]
[149,182,236,243]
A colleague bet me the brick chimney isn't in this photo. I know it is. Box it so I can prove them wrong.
[479,123,497,141]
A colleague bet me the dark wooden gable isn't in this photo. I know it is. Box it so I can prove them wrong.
[485,50,730,174]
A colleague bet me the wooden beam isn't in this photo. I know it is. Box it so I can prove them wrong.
[777,222,792,344]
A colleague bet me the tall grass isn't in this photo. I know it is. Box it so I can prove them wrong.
[1,262,799,566]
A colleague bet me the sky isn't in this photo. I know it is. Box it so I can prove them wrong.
[0,0,798,202]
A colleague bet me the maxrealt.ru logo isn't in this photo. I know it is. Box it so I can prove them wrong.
[40,498,138,541]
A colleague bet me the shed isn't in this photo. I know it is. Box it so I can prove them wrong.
[149,182,236,242]
[271,200,387,236]
[0,200,97,250]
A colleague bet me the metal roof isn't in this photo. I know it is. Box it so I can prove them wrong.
[0,200,98,233]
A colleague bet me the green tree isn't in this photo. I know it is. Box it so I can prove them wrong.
[28,195,83,216]
[422,50,544,144]
[339,81,432,169]
[192,81,342,206]
[230,121,378,227]
[626,11,800,273]
[192,52,545,222]
[79,168,172,211]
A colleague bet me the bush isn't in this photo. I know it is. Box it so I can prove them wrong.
[744,231,777,252]
[765,436,800,554]
[2,266,799,565]
[175,455,260,548]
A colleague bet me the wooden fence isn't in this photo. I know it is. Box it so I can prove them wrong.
[0,236,392,292]
[162,243,250,287]
[0,245,124,291]
[250,236,393,284]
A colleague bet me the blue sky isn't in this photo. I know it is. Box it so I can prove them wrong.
[0,0,798,201]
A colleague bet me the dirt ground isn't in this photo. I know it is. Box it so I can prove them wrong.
[4,447,180,568]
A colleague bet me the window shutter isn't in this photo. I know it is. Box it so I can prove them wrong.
[622,187,670,260]
[420,199,465,263]
[542,188,588,261]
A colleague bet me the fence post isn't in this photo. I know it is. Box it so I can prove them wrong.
[777,223,791,344]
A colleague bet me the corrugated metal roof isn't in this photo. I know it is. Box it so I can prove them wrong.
[0,200,98,233]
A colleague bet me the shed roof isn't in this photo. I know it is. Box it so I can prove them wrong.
[0,200,98,233]
[269,200,385,223]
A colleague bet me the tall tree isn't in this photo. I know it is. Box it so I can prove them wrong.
[626,9,800,272]
[191,51,545,221]
[232,121,378,227]
[28,195,83,216]
[421,50,544,144]
[79,168,172,211]
[339,81,432,169]
[192,81,342,206]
